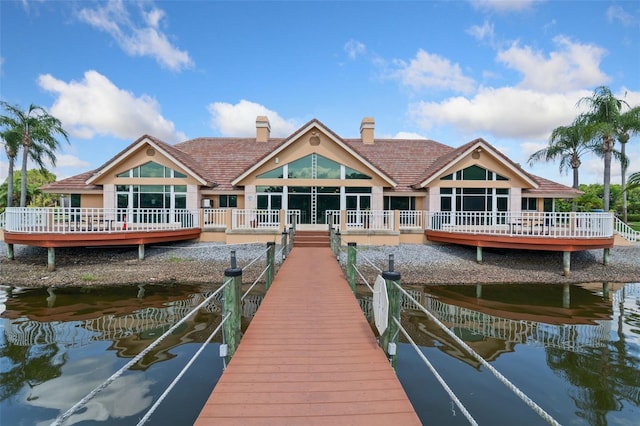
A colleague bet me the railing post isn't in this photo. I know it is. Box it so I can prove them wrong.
[266,242,275,290]
[223,250,242,364]
[381,254,401,369]
[281,230,288,260]
[347,242,357,293]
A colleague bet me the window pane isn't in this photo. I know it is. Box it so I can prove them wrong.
[440,188,453,194]
[441,173,453,180]
[257,167,284,179]
[228,195,237,207]
[174,185,186,192]
[316,156,341,179]
[441,197,452,211]
[175,194,186,208]
[345,187,372,193]
[140,162,164,178]
[117,171,129,178]
[344,166,371,180]
[463,165,487,180]
[174,170,186,178]
[288,155,313,178]
[257,195,269,210]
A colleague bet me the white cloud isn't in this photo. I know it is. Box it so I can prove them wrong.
[77,0,193,72]
[38,70,185,142]
[409,87,590,140]
[393,131,427,140]
[497,36,609,92]
[391,49,476,94]
[208,100,298,137]
[344,39,367,60]
[466,20,495,44]
[469,0,543,13]
[606,5,637,27]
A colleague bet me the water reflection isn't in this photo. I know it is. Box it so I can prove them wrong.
[0,284,264,425]
[373,282,640,425]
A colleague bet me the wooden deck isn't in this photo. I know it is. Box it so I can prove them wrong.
[195,246,420,425]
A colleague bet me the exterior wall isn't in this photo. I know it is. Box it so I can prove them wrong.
[81,194,104,208]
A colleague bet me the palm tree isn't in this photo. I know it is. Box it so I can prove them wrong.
[617,106,640,221]
[529,116,597,211]
[578,86,629,212]
[0,102,68,207]
[0,127,21,207]
[628,171,640,190]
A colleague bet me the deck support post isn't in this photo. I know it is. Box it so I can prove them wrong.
[347,242,357,294]
[138,244,145,260]
[223,250,242,364]
[47,247,55,272]
[603,248,610,266]
[476,246,483,264]
[381,256,401,369]
[7,243,14,260]
[265,242,275,291]
[563,283,571,308]
[562,251,571,276]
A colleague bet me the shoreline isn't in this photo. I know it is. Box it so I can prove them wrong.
[1,242,639,288]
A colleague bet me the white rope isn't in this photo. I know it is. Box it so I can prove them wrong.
[392,317,478,426]
[352,246,383,273]
[241,264,269,300]
[51,279,232,426]
[241,246,270,271]
[352,264,374,292]
[392,281,561,426]
[136,312,231,425]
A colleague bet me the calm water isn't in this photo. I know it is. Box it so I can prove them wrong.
[1,282,639,425]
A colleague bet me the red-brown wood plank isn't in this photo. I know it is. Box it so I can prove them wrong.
[195,246,420,425]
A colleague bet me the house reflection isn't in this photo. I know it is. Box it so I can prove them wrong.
[2,286,264,370]
[361,283,621,368]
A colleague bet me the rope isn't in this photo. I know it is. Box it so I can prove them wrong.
[393,317,478,426]
[352,246,383,273]
[241,246,270,271]
[241,264,269,301]
[392,281,561,426]
[51,279,232,426]
[352,264,374,292]
[136,312,231,425]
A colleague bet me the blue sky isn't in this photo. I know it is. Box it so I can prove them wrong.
[1,0,639,188]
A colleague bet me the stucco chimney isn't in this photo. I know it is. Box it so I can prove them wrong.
[256,116,271,142]
[360,117,375,144]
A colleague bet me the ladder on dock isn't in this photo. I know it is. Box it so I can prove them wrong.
[195,246,420,425]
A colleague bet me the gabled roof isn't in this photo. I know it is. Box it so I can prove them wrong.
[85,135,213,186]
[231,119,397,187]
[416,138,538,188]
[42,119,580,198]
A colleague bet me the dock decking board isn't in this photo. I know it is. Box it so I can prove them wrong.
[195,246,420,425]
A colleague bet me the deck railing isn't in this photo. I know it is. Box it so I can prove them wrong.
[3,207,200,233]
[3,207,616,240]
[426,211,614,238]
[614,216,639,242]
[0,211,5,230]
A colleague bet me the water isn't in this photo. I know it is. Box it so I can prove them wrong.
[1,282,639,425]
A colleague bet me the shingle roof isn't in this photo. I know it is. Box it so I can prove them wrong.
[42,120,578,198]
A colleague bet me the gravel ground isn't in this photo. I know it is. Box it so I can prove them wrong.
[0,241,638,287]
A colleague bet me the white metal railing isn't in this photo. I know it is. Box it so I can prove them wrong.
[286,210,301,228]
[399,210,424,229]
[426,211,614,238]
[614,216,639,242]
[0,211,5,229]
[345,209,394,231]
[326,210,341,229]
[202,208,227,228]
[4,207,199,233]
[231,209,280,229]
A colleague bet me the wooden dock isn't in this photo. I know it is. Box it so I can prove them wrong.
[195,246,420,425]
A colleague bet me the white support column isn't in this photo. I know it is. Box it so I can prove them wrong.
[428,187,440,212]
[245,185,257,209]
[371,186,383,210]
[511,187,522,213]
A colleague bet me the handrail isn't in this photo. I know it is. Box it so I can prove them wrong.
[0,211,5,229]
[614,216,639,242]
[51,278,232,426]
[390,281,561,426]
[426,211,614,238]
[4,207,199,233]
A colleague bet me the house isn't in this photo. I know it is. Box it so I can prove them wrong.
[38,116,584,246]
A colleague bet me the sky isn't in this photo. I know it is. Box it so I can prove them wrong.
[1,0,639,189]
